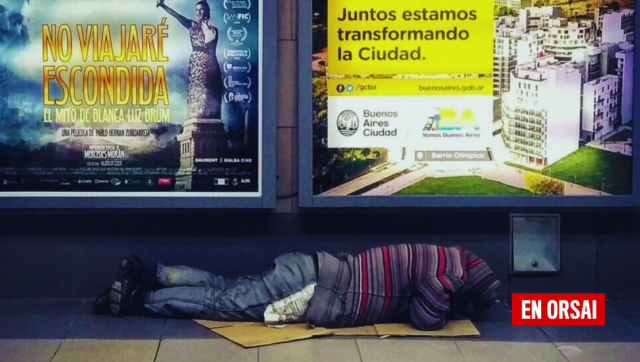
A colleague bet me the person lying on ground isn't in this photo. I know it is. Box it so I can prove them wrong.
[94,244,501,331]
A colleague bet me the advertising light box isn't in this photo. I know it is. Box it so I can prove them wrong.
[300,0,638,207]
[0,0,277,208]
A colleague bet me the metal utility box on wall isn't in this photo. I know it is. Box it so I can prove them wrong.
[511,214,561,274]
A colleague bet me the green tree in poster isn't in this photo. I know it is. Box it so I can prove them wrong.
[312,26,328,53]
[312,77,336,177]
[568,0,574,15]
[311,75,387,193]
[494,6,519,16]
[525,173,564,195]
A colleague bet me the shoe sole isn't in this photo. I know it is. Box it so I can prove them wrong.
[109,257,143,317]
[109,281,123,316]
[109,280,139,317]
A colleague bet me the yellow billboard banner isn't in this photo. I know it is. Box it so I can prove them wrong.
[327,78,493,96]
[328,0,494,76]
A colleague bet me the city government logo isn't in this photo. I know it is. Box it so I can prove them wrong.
[337,110,359,137]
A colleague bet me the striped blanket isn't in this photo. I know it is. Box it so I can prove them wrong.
[306,244,500,330]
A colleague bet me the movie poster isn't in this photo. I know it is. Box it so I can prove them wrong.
[312,0,634,197]
[0,0,261,194]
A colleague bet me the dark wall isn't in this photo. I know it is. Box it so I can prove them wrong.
[1,209,638,299]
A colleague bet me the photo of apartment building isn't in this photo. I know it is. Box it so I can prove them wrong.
[502,58,582,168]
[582,75,621,141]
[602,9,635,43]
[519,6,563,32]
[600,42,622,75]
[544,19,596,61]
[494,18,545,123]
[596,5,609,30]
[585,44,604,81]
[616,43,634,125]
[498,4,634,170]
[494,18,519,98]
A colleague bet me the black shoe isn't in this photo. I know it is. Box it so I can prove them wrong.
[109,254,143,317]
[93,288,111,315]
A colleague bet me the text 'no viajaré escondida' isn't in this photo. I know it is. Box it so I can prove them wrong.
[42,20,172,107]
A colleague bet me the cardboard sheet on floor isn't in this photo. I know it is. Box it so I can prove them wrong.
[329,325,378,336]
[194,321,333,348]
[194,320,236,329]
[194,319,479,348]
[374,320,480,337]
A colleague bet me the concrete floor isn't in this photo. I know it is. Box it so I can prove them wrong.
[1,299,639,362]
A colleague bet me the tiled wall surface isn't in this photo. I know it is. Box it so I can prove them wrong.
[0,1,639,300]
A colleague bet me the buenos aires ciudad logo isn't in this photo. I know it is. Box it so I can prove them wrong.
[337,110,359,137]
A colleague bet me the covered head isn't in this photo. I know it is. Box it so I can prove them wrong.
[450,250,501,320]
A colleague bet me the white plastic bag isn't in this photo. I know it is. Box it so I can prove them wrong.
[263,283,316,325]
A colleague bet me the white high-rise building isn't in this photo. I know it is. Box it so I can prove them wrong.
[544,20,596,62]
[562,60,588,86]
[599,42,621,76]
[595,5,613,31]
[493,19,545,98]
[563,60,588,134]
[583,41,623,81]
[494,38,518,98]
[615,43,634,125]
[495,15,519,33]
[501,58,582,168]
[585,41,620,81]
[494,17,519,98]
[585,44,603,81]
[602,9,635,44]
[582,75,621,141]
[493,18,544,124]
[494,18,519,124]
[519,6,563,32]
[496,0,508,8]
[516,31,546,64]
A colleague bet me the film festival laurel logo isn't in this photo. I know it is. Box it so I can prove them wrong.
[224,75,252,88]
[227,27,249,44]
[224,0,251,10]
[224,12,251,24]
[224,62,251,74]
[337,110,359,137]
[224,48,251,60]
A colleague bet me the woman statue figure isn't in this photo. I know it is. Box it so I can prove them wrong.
[157,0,223,120]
